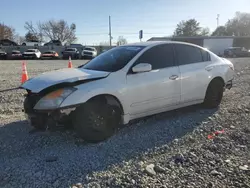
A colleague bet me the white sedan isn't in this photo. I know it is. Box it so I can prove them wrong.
[21,41,234,143]
[23,49,41,59]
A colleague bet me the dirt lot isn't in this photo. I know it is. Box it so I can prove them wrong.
[0,58,250,188]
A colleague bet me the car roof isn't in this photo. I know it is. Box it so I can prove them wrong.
[123,41,204,48]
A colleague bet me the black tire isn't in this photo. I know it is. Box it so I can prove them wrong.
[203,79,224,108]
[73,100,121,143]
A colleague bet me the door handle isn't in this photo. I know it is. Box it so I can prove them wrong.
[169,75,178,80]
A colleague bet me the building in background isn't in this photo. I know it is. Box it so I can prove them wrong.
[148,36,250,56]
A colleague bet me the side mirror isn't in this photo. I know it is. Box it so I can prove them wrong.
[132,63,152,73]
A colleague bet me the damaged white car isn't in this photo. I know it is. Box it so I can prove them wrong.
[21,41,234,143]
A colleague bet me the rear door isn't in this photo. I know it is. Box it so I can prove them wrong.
[126,44,181,116]
[174,44,212,103]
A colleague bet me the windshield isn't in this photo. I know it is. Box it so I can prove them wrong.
[81,46,145,72]
[26,50,36,52]
[85,48,95,51]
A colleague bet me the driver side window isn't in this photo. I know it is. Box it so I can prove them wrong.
[129,44,175,74]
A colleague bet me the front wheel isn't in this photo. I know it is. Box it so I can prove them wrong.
[73,100,121,143]
[203,79,224,108]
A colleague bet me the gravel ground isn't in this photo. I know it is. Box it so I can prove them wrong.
[0,58,249,188]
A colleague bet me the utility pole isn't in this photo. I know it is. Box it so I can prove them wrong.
[216,14,220,28]
[109,16,112,46]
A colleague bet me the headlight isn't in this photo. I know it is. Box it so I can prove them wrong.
[34,88,76,110]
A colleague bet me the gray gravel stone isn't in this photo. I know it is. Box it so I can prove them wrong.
[239,165,249,171]
[210,170,223,176]
[154,165,166,173]
[145,164,156,176]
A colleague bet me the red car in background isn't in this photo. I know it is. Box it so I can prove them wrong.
[41,50,59,59]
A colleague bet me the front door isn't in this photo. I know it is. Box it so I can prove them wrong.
[125,44,181,116]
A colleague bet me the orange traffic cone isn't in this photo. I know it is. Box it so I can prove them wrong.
[21,61,29,84]
[68,56,73,68]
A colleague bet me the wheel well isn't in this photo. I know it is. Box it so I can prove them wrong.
[210,77,225,86]
[86,94,124,114]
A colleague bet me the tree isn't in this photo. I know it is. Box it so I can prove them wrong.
[24,21,42,41]
[117,36,128,46]
[173,19,201,37]
[24,19,77,43]
[0,24,15,40]
[38,20,76,43]
[25,32,39,41]
[211,26,229,36]
[200,27,210,36]
[225,12,250,36]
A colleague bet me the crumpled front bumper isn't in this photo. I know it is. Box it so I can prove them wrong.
[23,92,75,130]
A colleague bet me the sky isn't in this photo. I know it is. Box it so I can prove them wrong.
[0,0,249,45]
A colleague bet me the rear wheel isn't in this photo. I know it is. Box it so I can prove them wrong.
[203,79,224,108]
[73,99,121,143]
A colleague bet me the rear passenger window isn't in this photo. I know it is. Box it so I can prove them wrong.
[201,49,211,61]
[135,44,175,70]
[175,44,203,65]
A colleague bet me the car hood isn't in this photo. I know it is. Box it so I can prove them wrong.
[21,68,110,93]
[83,50,94,53]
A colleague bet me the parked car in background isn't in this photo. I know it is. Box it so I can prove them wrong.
[0,49,7,59]
[11,50,23,59]
[62,48,79,59]
[23,49,41,59]
[41,50,59,59]
[224,47,250,58]
[81,46,97,59]
[44,40,62,46]
[22,40,43,46]
[0,39,18,46]
[21,41,234,143]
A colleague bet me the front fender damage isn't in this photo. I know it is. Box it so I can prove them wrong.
[23,77,105,131]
